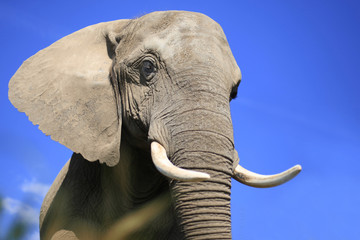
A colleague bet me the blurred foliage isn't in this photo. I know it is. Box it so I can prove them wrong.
[103,192,171,240]
[4,221,27,240]
[0,196,29,240]
[0,192,171,240]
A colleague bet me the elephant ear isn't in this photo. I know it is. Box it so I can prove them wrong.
[8,19,129,167]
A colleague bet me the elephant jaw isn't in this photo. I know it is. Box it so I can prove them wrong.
[150,142,301,187]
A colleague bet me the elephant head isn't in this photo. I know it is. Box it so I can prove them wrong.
[9,11,301,239]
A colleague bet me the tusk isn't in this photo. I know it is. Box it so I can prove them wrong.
[150,141,210,182]
[232,151,302,188]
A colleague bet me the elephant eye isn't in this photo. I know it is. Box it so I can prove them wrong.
[141,60,157,80]
[230,81,240,101]
[230,87,238,101]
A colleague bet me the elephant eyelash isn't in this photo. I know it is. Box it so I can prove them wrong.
[131,54,158,69]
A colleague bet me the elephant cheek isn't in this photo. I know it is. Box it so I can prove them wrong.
[148,120,173,156]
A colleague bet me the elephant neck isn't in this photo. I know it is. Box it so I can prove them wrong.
[101,138,185,239]
[103,137,167,209]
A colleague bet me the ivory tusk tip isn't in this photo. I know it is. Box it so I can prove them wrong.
[292,164,302,174]
[284,164,302,181]
[182,172,211,182]
[196,172,211,181]
[150,141,211,182]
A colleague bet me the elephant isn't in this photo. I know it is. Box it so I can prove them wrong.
[8,11,301,240]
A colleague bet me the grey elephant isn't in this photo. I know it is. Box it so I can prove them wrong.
[8,11,301,240]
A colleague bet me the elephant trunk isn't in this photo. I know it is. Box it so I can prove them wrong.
[171,180,232,239]
[163,102,234,239]
[147,71,235,238]
[169,129,233,239]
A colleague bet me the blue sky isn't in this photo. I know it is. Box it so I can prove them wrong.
[1,0,359,239]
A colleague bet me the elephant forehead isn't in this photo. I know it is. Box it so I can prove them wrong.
[138,11,228,56]
[136,11,239,82]
[138,11,223,32]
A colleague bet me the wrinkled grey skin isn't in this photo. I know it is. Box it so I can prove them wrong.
[9,11,241,239]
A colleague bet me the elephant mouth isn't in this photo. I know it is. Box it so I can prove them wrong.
[150,141,302,187]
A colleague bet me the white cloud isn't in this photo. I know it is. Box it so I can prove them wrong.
[2,197,39,225]
[21,179,50,198]
[27,230,40,240]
